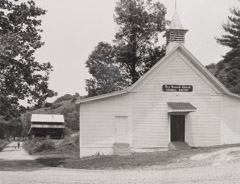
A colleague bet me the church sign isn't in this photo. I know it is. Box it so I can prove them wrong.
[162,85,193,92]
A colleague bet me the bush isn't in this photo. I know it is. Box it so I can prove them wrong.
[63,127,72,136]
[0,139,8,151]
[24,137,56,154]
[50,103,62,109]
[56,134,79,154]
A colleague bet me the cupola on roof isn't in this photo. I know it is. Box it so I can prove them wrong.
[166,2,188,54]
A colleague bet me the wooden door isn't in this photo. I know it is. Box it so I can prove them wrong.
[171,115,185,142]
[115,116,128,143]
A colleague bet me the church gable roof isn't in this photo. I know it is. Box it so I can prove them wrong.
[129,44,229,94]
[77,44,239,104]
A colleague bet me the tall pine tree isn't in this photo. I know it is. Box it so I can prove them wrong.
[215,6,240,94]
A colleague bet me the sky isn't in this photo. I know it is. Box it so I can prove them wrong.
[33,0,239,101]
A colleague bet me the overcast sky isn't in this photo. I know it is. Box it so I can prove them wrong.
[34,0,239,101]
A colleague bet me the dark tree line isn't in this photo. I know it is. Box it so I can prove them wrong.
[0,117,23,140]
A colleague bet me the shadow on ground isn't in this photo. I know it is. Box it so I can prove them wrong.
[0,160,46,172]
[36,157,65,167]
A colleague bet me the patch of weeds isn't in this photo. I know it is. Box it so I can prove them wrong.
[24,138,56,154]
[34,143,240,170]
[36,157,65,167]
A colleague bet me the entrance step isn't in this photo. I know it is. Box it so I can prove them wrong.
[113,143,131,156]
[169,142,191,151]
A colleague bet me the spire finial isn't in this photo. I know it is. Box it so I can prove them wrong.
[166,0,188,53]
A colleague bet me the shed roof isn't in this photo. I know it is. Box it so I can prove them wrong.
[31,114,64,123]
[167,102,196,113]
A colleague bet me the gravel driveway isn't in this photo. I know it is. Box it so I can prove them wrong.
[1,142,240,184]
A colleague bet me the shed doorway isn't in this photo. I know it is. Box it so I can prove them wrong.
[170,115,185,142]
[115,116,128,143]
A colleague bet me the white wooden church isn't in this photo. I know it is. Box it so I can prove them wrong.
[77,9,240,157]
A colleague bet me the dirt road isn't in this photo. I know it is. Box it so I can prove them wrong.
[1,142,240,184]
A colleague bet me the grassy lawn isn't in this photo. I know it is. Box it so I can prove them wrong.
[35,143,240,170]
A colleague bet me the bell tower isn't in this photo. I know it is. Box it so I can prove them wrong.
[166,2,188,54]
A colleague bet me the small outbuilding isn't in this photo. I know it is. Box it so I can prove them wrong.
[28,114,65,139]
[77,10,240,157]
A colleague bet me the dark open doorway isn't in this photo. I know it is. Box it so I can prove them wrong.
[171,115,185,142]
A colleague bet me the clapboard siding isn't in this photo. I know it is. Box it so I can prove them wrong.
[222,95,240,144]
[78,46,240,157]
[79,94,132,157]
[132,51,221,148]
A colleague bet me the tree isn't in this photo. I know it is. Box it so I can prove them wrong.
[54,93,80,104]
[86,0,168,96]
[0,116,22,140]
[62,106,79,130]
[114,0,167,83]
[0,0,56,120]
[214,6,240,94]
[86,42,127,97]
[21,112,32,137]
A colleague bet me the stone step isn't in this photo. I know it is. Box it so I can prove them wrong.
[113,147,131,151]
[114,152,131,156]
[169,142,191,151]
[113,147,130,150]
[113,143,130,148]
[113,149,131,153]
[113,143,131,156]
[114,149,130,152]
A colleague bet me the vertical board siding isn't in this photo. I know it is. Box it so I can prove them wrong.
[222,96,240,144]
[132,52,221,148]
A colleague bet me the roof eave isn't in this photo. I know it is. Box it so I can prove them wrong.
[226,92,240,99]
[76,45,182,105]
[128,44,181,92]
[76,89,129,104]
[177,46,230,94]
[76,44,233,104]
[168,110,196,113]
